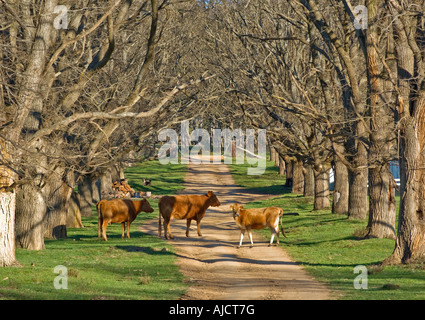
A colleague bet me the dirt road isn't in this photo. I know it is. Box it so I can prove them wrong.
[139,162,330,300]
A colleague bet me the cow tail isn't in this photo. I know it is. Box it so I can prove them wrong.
[279,208,287,238]
[158,201,162,237]
[97,201,103,239]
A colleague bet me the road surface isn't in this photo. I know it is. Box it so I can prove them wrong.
[139,162,330,300]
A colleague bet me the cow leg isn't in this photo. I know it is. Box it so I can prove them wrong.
[275,219,280,245]
[98,217,102,239]
[276,227,280,245]
[196,220,202,237]
[121,222,126,238]
[248,230,254,248]
[269,230,275,247]
[102,220,109,241]
[186,219,191,237]
[158,214,162,237]
[163,218,169,239]
[127,221,131,238]
[165,218,174,239]
[237,230,245,248]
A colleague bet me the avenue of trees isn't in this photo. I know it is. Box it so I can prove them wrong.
[1,0,425,267]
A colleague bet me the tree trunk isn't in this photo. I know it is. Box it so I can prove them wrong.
[284,156,293,187]
[348,165,368,219]
[0,138,18,266]
[303,163,315,197]
[11,0,58,250]
[44,176,71,239]
[100,169,113,199]
[386,115,425,263]
[332,153,349,214]
[314,164,330,210]
[231,141,237,158]
[0,191,17,266]
[332,138,349,214]
[366,165,396,239]
[270,146,277,164]
[15,184,46,250]
[111,163,125,182]
[278,155,285,176]
[78,175,99,217]
[364,0,396,239]
[91,177,102,204]
[384,1,425,264]
[274,150,279,167]
[347,107,369,219]
[66,191,84,228]
[292,159,304,194]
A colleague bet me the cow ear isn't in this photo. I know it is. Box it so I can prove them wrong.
[239,205,244,209]
[207,191,213,196]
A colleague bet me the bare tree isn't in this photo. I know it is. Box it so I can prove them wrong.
[384,0,425,264]
[202,0,347,209]
[363,0,397,239]
[0,0,214,264]
[299,0,369,219]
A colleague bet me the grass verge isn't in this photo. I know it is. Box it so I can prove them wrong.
[0,161,188,300]
[228,159,425,300]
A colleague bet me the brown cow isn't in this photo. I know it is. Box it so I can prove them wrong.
[230,203,286,248]
[158,191,221,239]
[97,198,154,241]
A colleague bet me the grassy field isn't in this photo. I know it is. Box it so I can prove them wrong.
[0,161,188,300]
[125,161,187,197]
[228,159,425,300]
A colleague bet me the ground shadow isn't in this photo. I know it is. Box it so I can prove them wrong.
[115,245,175,256]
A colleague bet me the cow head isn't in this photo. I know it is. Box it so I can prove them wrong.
[230,203,243,219]
[206,191,221,207]
[141,199,154,213]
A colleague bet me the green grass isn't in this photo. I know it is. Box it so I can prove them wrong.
[229,159,425,300]
[0,160,188,300]
[228,157,288,195]
[125,161,187,197]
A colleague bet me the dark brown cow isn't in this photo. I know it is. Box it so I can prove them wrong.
[97,198,154,241]
[158,191,221,239]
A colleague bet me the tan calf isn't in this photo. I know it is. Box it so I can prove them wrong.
[230,203,286,248]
